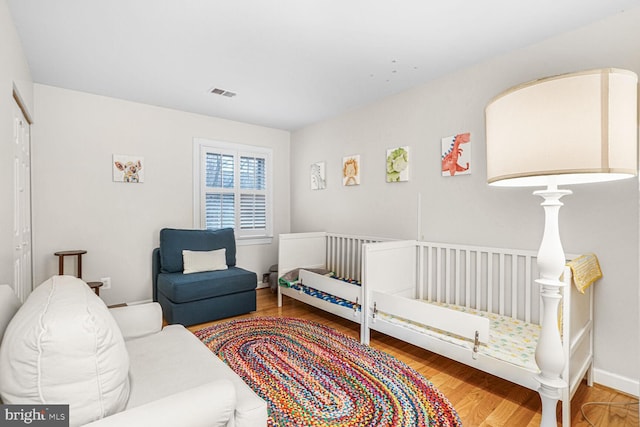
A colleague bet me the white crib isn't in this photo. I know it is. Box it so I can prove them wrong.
[361,239,593,427]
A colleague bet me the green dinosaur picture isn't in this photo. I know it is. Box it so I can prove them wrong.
[386,146,409,182]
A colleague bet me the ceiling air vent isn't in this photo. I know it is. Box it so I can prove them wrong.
[210,87,237,98]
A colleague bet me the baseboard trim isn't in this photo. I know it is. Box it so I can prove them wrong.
[127,298,153,306]
[593,368,639,397]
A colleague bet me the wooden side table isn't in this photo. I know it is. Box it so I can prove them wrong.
[87,281,103,296]
[54,250,87,278]
[54,250,102,295]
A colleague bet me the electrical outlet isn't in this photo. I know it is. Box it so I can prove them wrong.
[100,277,111,290]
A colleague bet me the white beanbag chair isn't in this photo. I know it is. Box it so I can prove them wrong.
[0,276,130,426]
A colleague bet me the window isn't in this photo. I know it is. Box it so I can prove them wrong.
[194,139,273,244]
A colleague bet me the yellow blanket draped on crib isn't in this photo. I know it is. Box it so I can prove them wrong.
[566,253,602,293]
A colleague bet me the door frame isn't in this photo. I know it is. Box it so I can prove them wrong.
[12,88,33,301]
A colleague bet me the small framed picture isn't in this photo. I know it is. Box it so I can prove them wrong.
[386,146,409,182]
[310,161,327,190]
[113,154,144,183]
[441,133,471,176]
[342,155,360,186]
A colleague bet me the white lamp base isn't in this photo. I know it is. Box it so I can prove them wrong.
[533,185,571,427]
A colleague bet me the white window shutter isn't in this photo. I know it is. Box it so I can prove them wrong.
[205,193,235,229]
[240,194,266,230]
[195,139,272,241]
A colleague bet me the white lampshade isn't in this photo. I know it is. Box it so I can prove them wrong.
[486,68,638,187]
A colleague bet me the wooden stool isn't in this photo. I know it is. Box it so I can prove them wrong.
[54,250,102,295]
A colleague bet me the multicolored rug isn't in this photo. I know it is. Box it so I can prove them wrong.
[195,317,461,427]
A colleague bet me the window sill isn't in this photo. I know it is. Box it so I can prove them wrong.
[236,236,273,246]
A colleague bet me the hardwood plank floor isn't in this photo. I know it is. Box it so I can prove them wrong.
[188,289,639,426]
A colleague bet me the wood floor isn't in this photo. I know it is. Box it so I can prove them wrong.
[188,289,639,426]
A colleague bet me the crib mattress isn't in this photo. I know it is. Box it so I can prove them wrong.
[280,271,361,311]
[377,300,541,371]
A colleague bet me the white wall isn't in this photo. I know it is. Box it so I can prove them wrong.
[0,0,33,287]
[291,8,640,394]
[32,85,290,306]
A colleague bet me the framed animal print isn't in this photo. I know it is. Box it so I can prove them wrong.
[113,154,144,183]
[342,155,360,186]
[310,161,327,190]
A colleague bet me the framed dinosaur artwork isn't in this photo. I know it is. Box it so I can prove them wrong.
[441,133,471,176]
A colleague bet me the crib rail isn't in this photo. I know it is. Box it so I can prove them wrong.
[325,233,391,282]
[278,232,391,283]
[364,240,577,326]
[421,243,541,323]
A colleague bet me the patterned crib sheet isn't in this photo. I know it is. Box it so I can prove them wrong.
[377,300,541,371]
[280,270,361,311]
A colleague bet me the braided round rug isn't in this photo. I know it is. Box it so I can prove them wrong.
[195,317,461,427]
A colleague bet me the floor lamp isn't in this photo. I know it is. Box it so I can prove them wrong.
[485,68,638,427]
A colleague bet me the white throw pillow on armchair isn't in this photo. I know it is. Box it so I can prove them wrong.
[0,276,130,427]
[182,248,228,274]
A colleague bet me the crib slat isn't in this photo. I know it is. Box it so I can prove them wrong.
[340,237,345,277]
[326,235,331,270]
[434,248,439,302]
[351,239,363,280]
[525,256,532,323]
[455,249,461,305]
[511,255,518,319]
[444,249,453,303]
[475,251,482,309]
[418,245,425,300]
[499,253,505,316]
[336,237,346,276]
[340,237,344,276]
[336,237,340,273]
[352,239,358,281]
[440,248,445,303]
[346,238,350,278]
[487,252,493,312]
[327,236,336,270]
[347,239,351,279]
[335,236,340,274]
[353,239,364,281]
[427,246,433,301]
[345,238,352,279]
[360,239,366,281]
[438,249,449,302]
[342,238,348,279]
[328,235,334,272]
[465,250,471,308]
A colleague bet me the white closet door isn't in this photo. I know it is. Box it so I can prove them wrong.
[13,99,32,302]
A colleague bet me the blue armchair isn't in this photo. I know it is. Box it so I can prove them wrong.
[152,228,257,326]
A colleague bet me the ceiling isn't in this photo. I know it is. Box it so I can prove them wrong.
[7,0,640,131]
